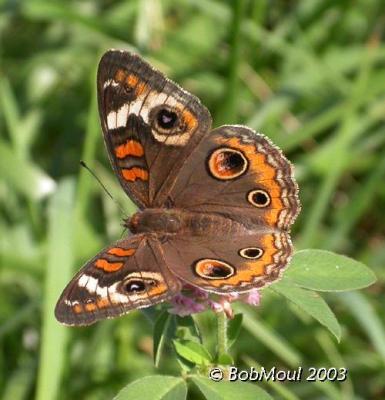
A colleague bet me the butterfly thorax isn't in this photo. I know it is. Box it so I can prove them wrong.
[127,208,247,237]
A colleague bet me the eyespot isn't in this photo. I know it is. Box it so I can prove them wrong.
[122,83,135,95]
[194,259,235,280]
[150,105,181,134]
[208,147,248,180]
[123,279,146,293]
[115,73,137,95]
[247,189,270,207]
[239,247,263,259]
[157,109,178,129]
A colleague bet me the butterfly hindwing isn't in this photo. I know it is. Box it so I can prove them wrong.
[55,235,181,326]
[97,50,212,208]
[153,125,300,293]
[159,232,293,294]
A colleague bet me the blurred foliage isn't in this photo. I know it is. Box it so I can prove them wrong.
[1,0,385,399]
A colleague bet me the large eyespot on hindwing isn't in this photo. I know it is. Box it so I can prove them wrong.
[207,147,248,180]
[238,247,263,259]
[247,189,271,208]
[194,259,235,280]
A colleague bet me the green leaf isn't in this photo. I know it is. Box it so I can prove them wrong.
[339,292,385,363]
[175,315,201,342]
[35,179,75,400]
[2,363,35,400]
[217,353,234,365]
[0,77,40,158]
[153,311,175,367]
[114,376,187,400]
[270,280,341,341]
[227,313,243,348]
[173,339,212,365]
[237,304,302,367]
[286,249,376,291]
[0,139,56,200]
[191,376,273,400]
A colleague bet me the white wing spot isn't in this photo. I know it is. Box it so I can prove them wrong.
[116,104,129,128]
[107,111,117,129]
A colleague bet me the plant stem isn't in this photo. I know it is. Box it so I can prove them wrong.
[216,0,246,125]
[217,311,228,356]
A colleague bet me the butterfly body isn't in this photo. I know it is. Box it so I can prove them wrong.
[55,50,300,326]
[127,208,248,237]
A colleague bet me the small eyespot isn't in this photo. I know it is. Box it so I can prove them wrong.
[247,189,270,207]
[208,147,248,180]
[124,279,146,293]
[122,83,134,95]
[239,247,263,259]
[194,259,235,280]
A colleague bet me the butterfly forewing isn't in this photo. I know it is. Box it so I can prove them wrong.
[97,50,212,208]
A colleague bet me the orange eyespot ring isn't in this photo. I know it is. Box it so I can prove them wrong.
[208,147,248,180]
[239,247,263,259]
[247,189,270,207]
[194,259,235,280]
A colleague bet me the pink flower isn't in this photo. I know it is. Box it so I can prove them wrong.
[168,285,260,319]
[240,290,260,306]
[168,293,206,317]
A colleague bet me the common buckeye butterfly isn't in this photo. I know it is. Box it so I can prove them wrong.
[55,50,301,325]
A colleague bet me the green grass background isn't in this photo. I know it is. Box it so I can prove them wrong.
[1,0,385,399]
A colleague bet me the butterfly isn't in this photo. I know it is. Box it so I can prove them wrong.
[55,50,301,326]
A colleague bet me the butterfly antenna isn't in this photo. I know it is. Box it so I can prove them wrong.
[119,225,128,238]
[80,160,128,218]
